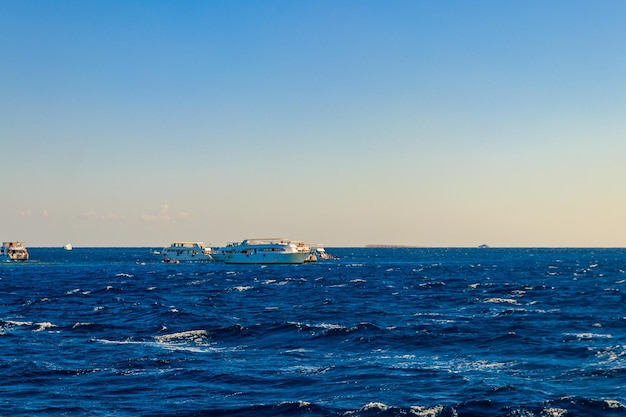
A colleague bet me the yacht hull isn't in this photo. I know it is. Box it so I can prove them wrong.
[223,252,309,264]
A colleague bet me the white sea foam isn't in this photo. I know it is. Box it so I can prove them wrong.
[316,323,346,331]
[595,345,625,362]
[484,297,520,304]
[5,320,33,327]
[233,286,252,292]
[605,400,625,409]
[409,405,445,417]
[570,332,613,340]
[34,322,56,332]
[361,402,389,411]
[288,365,330,374]
[154,329,209,343]
[540,408,568,417]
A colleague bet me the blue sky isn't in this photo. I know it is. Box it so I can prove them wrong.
[2,1,626,247]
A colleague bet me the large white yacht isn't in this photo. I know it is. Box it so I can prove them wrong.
[219,238,311,264]
[0,241,29,261]
[160,242,212,262]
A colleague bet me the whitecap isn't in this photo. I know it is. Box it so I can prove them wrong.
[539,408,568,417]
[484,297,520,304]
[568,332,613,340]
[395,354,416,360]
[154,329,208,343]
[5,320,33,327]
[233,286,252,292]
[34,322,56,332]
[361,403,389,411]
[409,405,445,417]
[595,345,624,362]
[605,400,626,409]
[316,323,346,331]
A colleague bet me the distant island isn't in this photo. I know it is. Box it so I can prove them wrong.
[365,244,424,248]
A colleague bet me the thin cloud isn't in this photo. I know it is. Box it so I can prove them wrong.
[142,204,171,222]
[100,213,126,221]
[79,210,97,218]
[78,210,124,221]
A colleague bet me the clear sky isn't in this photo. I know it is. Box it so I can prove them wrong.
[2,1,626,247]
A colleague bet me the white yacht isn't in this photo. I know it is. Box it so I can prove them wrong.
[209,242,238,262]
[160,242,212,262]
[1,241,29,261]
[219,238,311,264]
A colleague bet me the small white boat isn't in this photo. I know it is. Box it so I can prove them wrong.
[311,246,337,260]
[63,243,73,251]
[219,238,311,264]
[160,242,212,262]
[1,241,29,261]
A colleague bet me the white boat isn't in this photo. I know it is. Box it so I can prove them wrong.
[219,238,311,264]
[160,241,212,262]
[311,246,337,260]
[63,243,73,251]
[1,241,29,261]
[209,242,238,262]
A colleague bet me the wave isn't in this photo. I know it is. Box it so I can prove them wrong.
[149,397,626,417]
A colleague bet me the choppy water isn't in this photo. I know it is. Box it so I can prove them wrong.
[1,247,626,416]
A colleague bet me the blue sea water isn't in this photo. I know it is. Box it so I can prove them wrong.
[1,247,626,416]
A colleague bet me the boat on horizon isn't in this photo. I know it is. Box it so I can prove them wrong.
[64,243,73,251]
[216,238,311,264]
[1,241,29,261]
[159,242,212,262]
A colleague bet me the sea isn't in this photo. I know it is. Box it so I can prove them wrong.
[1,247,626,417]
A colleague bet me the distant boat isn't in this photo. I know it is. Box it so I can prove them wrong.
[1,241,29,261]
[478,244,490,249]
[64,244,73,251]
[160,241,212,262]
